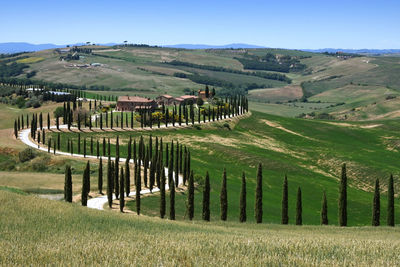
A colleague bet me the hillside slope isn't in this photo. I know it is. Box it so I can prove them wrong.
[9,45,400,120]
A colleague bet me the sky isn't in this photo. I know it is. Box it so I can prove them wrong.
[0,0,399,49]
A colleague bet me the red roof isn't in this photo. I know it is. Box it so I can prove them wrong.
[161,94,173,98]
[118,96,154,102]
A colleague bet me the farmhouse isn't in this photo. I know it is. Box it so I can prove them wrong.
[197,90,207,100]
[116,96,157,112]
[179,95,197,104]
[156,94,174,105]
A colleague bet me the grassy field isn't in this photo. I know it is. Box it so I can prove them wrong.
[18,46,400,120]
[46,111,400,226]
[1,190,399,266]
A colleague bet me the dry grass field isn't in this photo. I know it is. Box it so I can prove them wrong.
[1,190,399,266]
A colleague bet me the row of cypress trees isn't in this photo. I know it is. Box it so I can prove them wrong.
[61,145,395,226]
[161,162,396,226]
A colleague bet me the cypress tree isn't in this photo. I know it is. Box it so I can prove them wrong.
[114,158,119,199]
[387,174,395,226]
[39,112,43,130]
[116,136,120,159]
[168,142,173,185]
[186,151,191,186]
[296,187,302,225]
[14,120,18,138]
[175,142,179,187]
[96,139,99,158]
[120,167,125,212]
[183,147,187,185]
[83,138,86,158]
[64,165,72,202]
[77,113,81,130]
[57,133,61,150]
[127,136,132,160]
[78,133,81,154]
[202,171,211,221]
[47,113,50,130]
[136,159,141,215]
[102,137,106,157]
[239,172,246,223]
[90,137,93,155]
[106,158,113,208]
[144,147,148,187]
[372,178,380,226]
[338,163,347,226]
[255,163,263,223]
[98,157,103,194]
[81,161,89,206]
[187,170,194,220]
[86,160,90,194]
[133,139,137,162]
[160,166,166,218]
[220,168,228,221]
[125,158,130,197]
[321,191,328,225]
[108,138,111,157]
[169,176,175,220]
[281,175,289,224]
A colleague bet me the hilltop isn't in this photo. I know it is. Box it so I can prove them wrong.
[2,44,400,120]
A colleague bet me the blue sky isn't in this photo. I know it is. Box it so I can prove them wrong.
[1,0,399,49]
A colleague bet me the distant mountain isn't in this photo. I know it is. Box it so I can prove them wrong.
[303,48,400,54]
[163,43,267,49]
[0,42,118,54]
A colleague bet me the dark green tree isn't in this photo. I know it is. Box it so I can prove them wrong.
[220,168,228,221]
[98,157,103,194]
[372,178,380,226]
[239,172,246,223]
[321,191,328,225]
[114,158,119,200]
[107,158,113,208]
[387,174,395,226]
[187,170,194,220]
[125,158,130,197]
[338,163,347,226]
[281,175,289,224]
[255,163,263,223]
[160,167,166,218]
[136,159,141,215]
[202,171,210,221]
[120,167,125,212]
[81,161,90,206]
[64,165,72,202]
[296,187,302,225]
[14,120,18,138]
[169,177,175,220]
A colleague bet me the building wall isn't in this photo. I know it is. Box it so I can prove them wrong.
[116,101,157,111]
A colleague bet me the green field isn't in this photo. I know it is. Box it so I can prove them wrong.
[46,111,400,226]
[13,46,398,119]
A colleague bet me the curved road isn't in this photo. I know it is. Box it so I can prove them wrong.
[18,111,247,210]
[19,125,182,210]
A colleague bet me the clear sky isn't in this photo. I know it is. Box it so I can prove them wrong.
[1,0,399,49]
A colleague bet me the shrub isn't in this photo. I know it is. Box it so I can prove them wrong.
[32,161,47,172]
[18,148,36,162]
[0,159,17,171]
[223,123,231,130]
[53,107,64,118]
